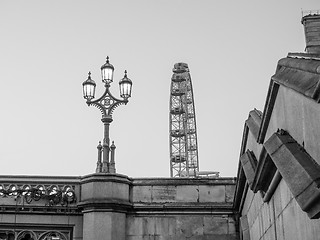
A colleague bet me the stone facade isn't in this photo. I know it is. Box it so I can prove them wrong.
[234,12,320,240]
[0,175,237,240]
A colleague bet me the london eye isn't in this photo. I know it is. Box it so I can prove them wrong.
[169,63,199,177]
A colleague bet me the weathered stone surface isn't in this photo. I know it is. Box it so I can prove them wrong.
[264,132,294,156]
[242,229,251,240]
[176,185,198,202]
[240,151,257,189]
[132,185,152,203]
[240,215,249,231]
[203,216,228,235]
[152,185,176,202]
[126,215,237,240]
[81,175,130,202]
[154,218,167,236]
[260,202,272,235]
[249,217,260,240]
[264,225,276,240]
[295,182,320,218]
[177,216,204,236]
[228,217,237,234]
[282,200,300,240]
[127,217,142,236]
[245,109,262,140]
[245,130,264,162]
[276,213,285,240]
[83,211,112,240]
[226,184,235,203]
[302,96,320,165]
[264,131,320,218]
[199,185,225,202]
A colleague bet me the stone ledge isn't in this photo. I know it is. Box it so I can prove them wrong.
[273,57,320,103]
[81,173,132,185]
[233,163,246,212]
[240,151,257,190]
[257,80,280,144]
[245,109,262,141]
[78,198,132,213]
[264,130,320,219]
[0,205,81,215]
[0,175,81,185]
[132,177,236,186]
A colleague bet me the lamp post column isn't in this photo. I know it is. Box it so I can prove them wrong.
[101,116,113,172]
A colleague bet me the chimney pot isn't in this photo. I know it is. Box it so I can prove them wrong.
[302,13,320,54]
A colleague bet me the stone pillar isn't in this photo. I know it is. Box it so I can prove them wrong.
[109,141,116,173]
[96,141,103,173]
[79,173,132,240]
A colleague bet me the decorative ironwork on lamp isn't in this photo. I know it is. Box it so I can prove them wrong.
[82,56,132,174]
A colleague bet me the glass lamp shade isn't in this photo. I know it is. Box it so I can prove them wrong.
[119,71,132,99]
[82,73,96,100]
[101,56,114,84]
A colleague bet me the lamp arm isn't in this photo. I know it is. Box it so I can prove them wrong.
[86,84,128,117]
[108,99,128,116]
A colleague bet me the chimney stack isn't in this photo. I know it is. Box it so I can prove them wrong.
[302,11,320,54]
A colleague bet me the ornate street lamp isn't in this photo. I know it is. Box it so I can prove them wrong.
[82,56,132,173]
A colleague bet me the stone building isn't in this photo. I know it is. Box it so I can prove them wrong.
[1,12,320,240]
[234,12,320,240]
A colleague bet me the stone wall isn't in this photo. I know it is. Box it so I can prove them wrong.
[237,82,320,239]
[128,178,238,240]
[126,215,237,240]
[241,178,320,240]
[131,178,235,204]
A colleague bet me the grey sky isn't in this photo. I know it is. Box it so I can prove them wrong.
[0,1,319,177]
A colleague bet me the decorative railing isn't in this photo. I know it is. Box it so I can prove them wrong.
[0,229,70,240]
[0,184,76,206]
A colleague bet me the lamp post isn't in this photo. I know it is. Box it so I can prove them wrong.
[82,56,132,173]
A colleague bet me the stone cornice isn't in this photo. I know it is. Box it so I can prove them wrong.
[81,173,132,185]
[131,202,234,216]
[233,163,246,212]
[257,80,280,144]
[79,198,132,213]
[257,55,320,144]
[132,177,236,186]
[0,175,81,185]
[0,205,81,215]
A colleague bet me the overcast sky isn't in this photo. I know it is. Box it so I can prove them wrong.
[0,1,319,178]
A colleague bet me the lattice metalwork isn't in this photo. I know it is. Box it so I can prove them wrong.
[169,63,199,177]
